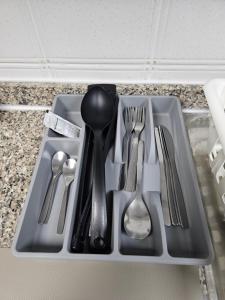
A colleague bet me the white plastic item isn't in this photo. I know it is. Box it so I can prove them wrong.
[204,79,225,157]
[204,79,225,211]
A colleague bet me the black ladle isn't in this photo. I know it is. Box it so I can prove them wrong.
[81,86,115,249]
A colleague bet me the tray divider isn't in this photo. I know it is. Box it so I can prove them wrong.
[111,191,120,255]
[153,194,169,255]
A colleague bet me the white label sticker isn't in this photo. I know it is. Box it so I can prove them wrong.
[43,112,81,138]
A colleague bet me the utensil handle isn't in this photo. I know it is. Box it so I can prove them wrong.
[120,132,131,189]
[125,133,139,191]
[71,189,92,252]
[57,183,69,234]
[136,140,144,197]
[90,132,107,250]
[38,173,59,224]
[155,127,171,226]
[159,128,179,225]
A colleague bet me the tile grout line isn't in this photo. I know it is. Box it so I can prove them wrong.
[0,103,209,114]
[25,0,51,78]
[144,0,157,74]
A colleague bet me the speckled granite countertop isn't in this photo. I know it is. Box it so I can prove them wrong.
[0,83,208,247]
[0,82,207,107]
[0,111,44,247]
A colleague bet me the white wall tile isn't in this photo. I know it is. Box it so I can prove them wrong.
[0,0,42,58]
[29,0,154,60]
[155,0,225,60]
[1,0,225,83]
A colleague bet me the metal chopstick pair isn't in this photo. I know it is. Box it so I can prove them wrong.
[155,125,189,228]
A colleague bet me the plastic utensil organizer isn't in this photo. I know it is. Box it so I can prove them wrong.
[12,94,214,265]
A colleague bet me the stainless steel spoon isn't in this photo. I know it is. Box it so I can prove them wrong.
[57,158,77,234]
[124,141,152,239]
[38,151,68,224]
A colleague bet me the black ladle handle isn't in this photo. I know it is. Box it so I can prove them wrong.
[90,131,107,249]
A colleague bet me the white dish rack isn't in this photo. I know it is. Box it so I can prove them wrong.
[204,79,225,215]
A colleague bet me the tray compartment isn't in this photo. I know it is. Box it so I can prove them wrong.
[118,191,163,256]
[66,191,114,255]
[114,95,163,257]
[114,96,156,164]
[66,132,117,254]
[15,139,80,253]
[48,95,83,138]
[152,96,213,261]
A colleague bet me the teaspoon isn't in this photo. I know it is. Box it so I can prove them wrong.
[38,151,68,224]
[57,158,77,234]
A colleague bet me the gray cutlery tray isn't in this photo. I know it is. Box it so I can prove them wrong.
[12,95,214,265]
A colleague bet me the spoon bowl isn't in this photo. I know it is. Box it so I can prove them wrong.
[62,158,77,181]
[52,151,68,173]
[124,196,152,239]
[81,86,114,131]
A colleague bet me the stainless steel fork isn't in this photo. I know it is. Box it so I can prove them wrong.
[125,106,145,191]
[120,107,136,188]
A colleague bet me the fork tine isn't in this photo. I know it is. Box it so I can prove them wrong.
[129,107,132,122]
[140,107,143,123]
[132,107,135,122]
[135,107,138,121]
[141,107,144,123]
[124,108,127,125]
[138,107,142,122]
[134,107,137,121]
[132,108,134,123]
[129,107,133,123]
[143,107,146,123]
[136,107,139,122]
[126,107,129,123]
